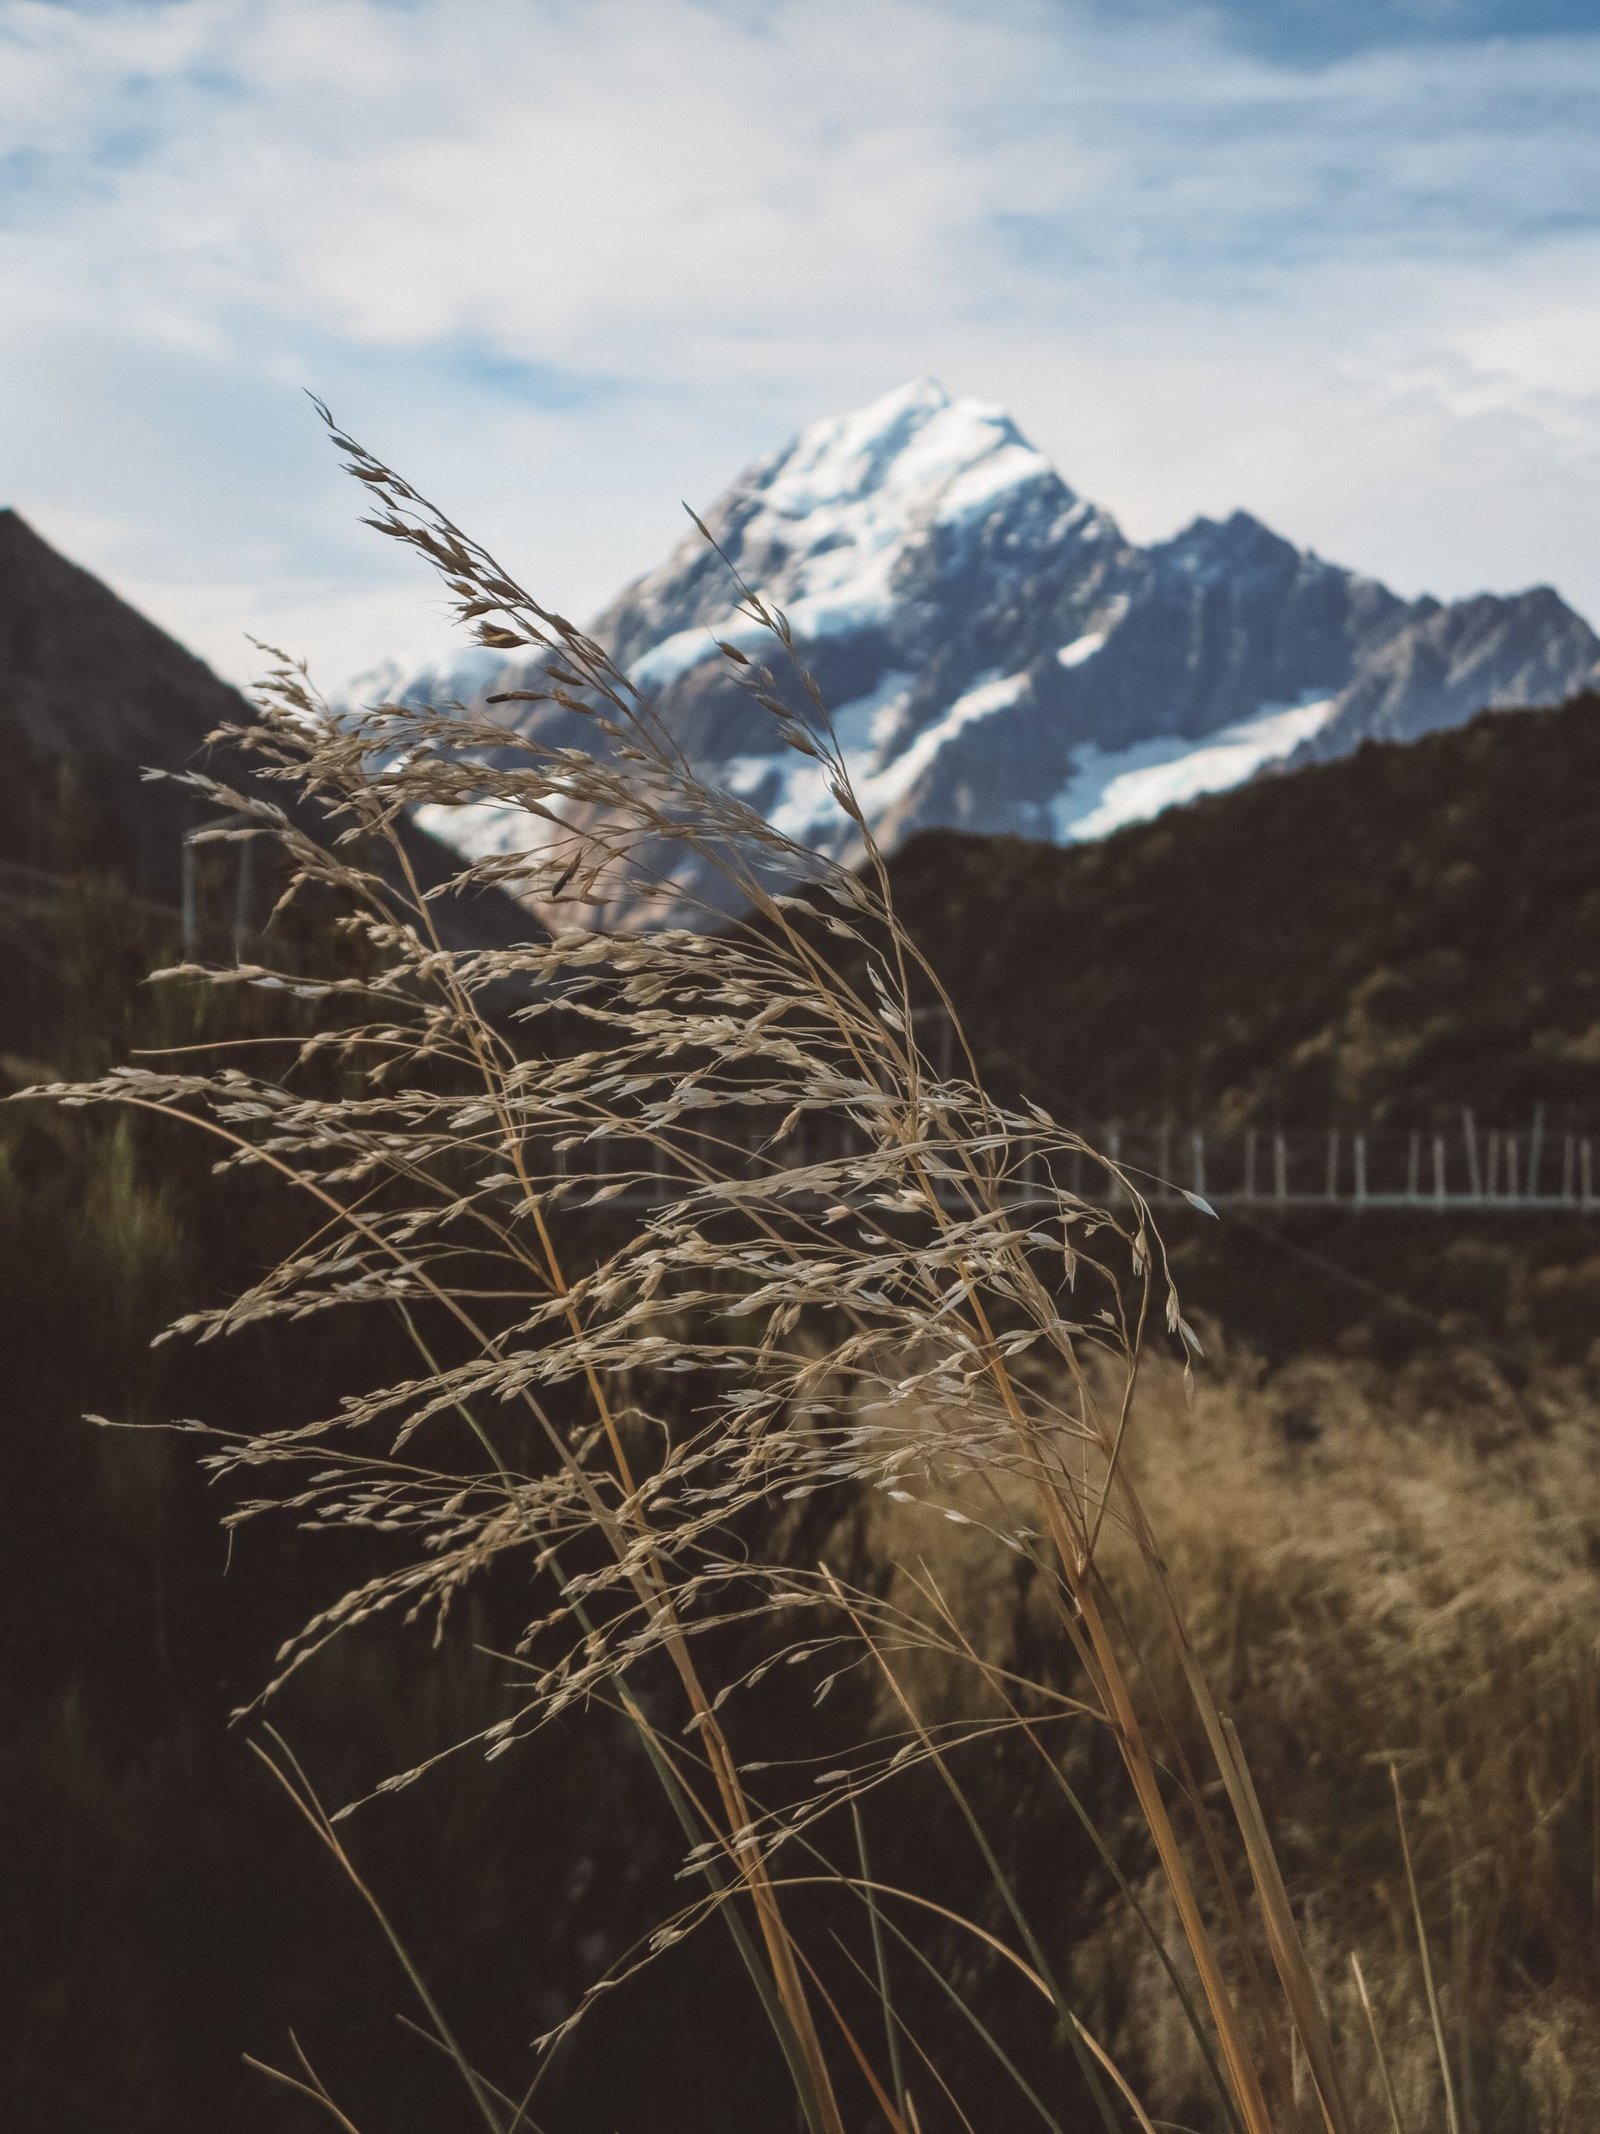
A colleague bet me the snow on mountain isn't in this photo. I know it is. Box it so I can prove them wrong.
[349,378,1600,919]
[1049,695,1341,843]
[613,376,1076,685]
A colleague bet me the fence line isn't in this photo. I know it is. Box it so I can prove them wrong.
[547,1108,1599,1218]
[1099,1109,1595,1213]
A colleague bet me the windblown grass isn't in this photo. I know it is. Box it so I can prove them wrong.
[25,415,1592,2131]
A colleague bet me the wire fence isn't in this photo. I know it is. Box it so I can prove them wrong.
[1096,1114,1594,1213]
[538,1110,1598,1219]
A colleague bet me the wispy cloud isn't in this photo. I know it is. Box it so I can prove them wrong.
[2,0,1597,682]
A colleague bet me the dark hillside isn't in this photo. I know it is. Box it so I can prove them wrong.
[0,530,554,2133]
[883,694,1600,1370]
[888,690,1600,1131]
[0,509,527,1059]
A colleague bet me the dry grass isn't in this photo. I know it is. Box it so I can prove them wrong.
[1064,1352,1600,2131]
[25,414,1599,2131]
[848,1345,1600,2130]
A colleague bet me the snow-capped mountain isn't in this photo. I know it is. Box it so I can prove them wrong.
[357,378,1600,910]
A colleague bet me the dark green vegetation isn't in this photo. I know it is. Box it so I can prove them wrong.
[5,509,1600,2129]
[891,688,1600,1129]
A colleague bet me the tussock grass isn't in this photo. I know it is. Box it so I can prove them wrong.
[25,416,1593,2131]
[1101,1355,1600,2131]
[849,1345,1600,2130]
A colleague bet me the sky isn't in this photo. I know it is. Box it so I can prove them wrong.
[2,0,1598,687]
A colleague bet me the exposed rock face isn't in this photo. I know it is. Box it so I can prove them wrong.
[351,378,1600,911]
[1286,585,1600,765]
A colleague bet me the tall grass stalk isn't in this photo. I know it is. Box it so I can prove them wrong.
[30,416,1370,2128]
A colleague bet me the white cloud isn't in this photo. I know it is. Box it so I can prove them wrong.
[1,0,1597,684]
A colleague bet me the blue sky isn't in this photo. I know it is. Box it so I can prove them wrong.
[1175,1,1600,63]
[2,0,1597,683]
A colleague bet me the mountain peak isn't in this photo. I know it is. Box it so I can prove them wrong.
[760,377,1056,533]
[1158,508,1291,568]
[597,378,1076,691]
[371,379,1600,923]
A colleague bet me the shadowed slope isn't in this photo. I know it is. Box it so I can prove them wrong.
[0,510,529,1053]
[886,690,1600,1129]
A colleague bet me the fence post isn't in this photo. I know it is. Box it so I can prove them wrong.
[1505,1135,1519,1203]
[1433,1133,1447,1209]
[181,834,197,957]
[1462,1107,1483,1200]
[1325,1127,1339,1202]
[1274,1131,1288,1203]
[231,833,254,964]
[1354,1132,1368,1206]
